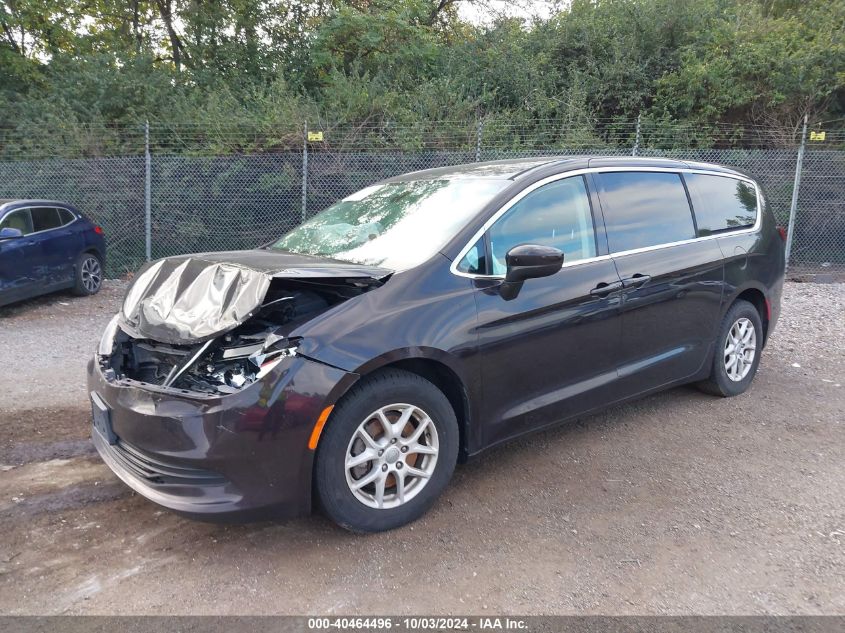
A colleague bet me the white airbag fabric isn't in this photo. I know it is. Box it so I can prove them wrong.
[121,258,271,344]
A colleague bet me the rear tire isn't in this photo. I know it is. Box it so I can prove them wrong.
[72,252,103,296]
[315,369,459,533]
[698,299,763,397]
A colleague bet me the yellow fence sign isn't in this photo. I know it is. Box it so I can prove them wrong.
[307,131,324,142]
[809,130,826,141]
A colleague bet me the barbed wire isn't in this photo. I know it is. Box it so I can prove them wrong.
[1,117,843,159]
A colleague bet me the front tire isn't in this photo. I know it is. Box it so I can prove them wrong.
[315,369,459,533]
[698,299,763,397]
[72,252,103,296]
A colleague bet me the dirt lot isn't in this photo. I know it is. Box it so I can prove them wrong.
[0,281,842,615]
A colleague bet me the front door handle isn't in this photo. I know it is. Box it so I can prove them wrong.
[622,274,651,288]
[590,280,624,297]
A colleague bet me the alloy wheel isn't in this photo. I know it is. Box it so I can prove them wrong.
[724,317,756,382]
[81,256,102,293]
[344,403,439,510]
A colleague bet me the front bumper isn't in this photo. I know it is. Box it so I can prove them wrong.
[87,354,355,521]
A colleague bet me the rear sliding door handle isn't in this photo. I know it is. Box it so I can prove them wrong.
[590,280,623,297]
[622,274,651,288]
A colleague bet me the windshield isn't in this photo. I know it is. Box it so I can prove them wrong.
[270,178,510,269]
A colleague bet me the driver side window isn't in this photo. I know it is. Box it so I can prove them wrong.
[488,176,596,276]
[0,209,34,235]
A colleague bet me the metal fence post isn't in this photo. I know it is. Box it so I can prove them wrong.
[632,114,641,157]
[475,118,483,162]
[144,120,152,261]
[785,114,808,269]
[301,121,309,223]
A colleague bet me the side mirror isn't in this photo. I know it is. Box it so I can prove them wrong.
[500,244,564,300]
[505,244,564,282]
[0,227,23,240]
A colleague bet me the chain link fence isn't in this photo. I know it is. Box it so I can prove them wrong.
[790,151,845,271]
[150,153,302,261]
[0,119,842,277]
[0,156,147,273]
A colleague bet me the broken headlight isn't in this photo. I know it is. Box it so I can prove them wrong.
[98,313,122,357]
[97,314,299,395]
[250,345,297,379]
[171,333,299,394]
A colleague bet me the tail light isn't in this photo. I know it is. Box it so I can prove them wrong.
[776,226,787,242]
[93,225,104,235]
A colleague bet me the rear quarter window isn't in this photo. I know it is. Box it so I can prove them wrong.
[684,173,758,236]
[58,208,76,225]
[596,171,695,253]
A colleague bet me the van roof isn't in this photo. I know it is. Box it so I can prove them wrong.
[383,155,748,182]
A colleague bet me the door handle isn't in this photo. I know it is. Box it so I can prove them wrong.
[590,280,623,297]
[622,274,651,288]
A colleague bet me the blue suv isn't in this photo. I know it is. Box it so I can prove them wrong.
[0,199,107,307]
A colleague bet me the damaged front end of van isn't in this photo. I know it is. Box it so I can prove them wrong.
[87,250,389,520]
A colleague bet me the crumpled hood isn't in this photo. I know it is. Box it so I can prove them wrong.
[119,250,391,344]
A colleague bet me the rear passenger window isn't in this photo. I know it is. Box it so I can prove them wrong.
[597,172,695,253]
[684,174,758,235]
[30,207,62,232]
[58,208,76,225]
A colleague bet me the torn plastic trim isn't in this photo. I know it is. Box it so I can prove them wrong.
[96,337,301,400]
[294,351,352,373]
[162,338,215,388]
[106,254,387,396]
[98,313,122,357]
[99,306,305,397]
[251,346,297,379]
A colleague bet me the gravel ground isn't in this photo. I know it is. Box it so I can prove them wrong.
[0,281,128,410]
[0,281,842,615]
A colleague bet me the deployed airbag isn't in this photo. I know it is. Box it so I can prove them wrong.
[118,250,391,345]
[121,258,271,345]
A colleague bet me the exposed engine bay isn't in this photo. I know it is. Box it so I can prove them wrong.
[99,277,379,395]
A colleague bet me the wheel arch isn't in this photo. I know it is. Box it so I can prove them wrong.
[725,284,770,346]
[380,357,471,462]
[326,348,474,462]
[81,246,104,260]
[76,248,105,272]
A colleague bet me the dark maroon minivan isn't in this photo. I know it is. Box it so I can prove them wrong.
[89,156,785,532]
